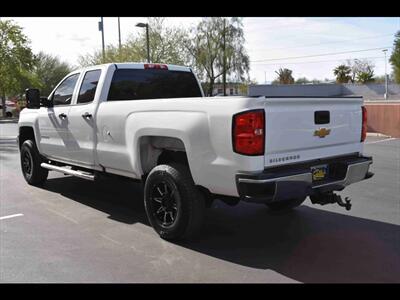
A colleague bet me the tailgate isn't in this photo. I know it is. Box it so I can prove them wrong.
[263,97,363,167]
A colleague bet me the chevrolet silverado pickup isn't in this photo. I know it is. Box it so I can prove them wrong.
[18,62,373,240]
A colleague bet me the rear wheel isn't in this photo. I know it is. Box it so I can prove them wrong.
[144,163,205,241]
[6,111,12,118]
[20,140,48,186]
[265,197,306,213]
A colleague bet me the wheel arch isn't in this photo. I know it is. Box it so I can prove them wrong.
[138,135,190,177]
[18,126,36,149]
[124,110,219,195]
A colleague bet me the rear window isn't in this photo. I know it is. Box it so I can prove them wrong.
[107,69,202,101]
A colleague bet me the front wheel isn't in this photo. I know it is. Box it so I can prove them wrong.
[20,140,48,186]
[144,163,205,241]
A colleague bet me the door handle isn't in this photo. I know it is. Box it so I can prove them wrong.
[82,112,92,119]
[58,113,67,119]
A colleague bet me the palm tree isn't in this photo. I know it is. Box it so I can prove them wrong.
[333,64,352,83]
[274,68,294,84]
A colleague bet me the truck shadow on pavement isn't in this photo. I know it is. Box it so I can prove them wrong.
[186,202,400,283]
[43,175,400,283]
[43,176,149,226]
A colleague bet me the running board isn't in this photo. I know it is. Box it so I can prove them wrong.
[40,163,95,181]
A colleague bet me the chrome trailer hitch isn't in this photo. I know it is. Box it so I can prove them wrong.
[310,192,352,211]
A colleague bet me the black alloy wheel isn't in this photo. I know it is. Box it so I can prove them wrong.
[22,150,33,176]
[144,163,205,241]
[150,179,180,228]
[20,140,48,185]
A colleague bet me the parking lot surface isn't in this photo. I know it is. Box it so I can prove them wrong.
[0,123,399,283]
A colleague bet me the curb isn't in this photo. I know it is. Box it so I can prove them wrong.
[367,132,391,138]
[0,118,19,124]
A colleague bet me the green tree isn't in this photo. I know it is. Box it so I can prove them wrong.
[346,59,375,83]
[333,64,352,83]
[389,31,400,83]
[78,44,123,66]
[274,68,294,84]
[0,20,35,116]
[32,52,72,97]
[184,17,250,96]
[295,77,310,84]
[356,66,375,83]
[136,18,189,65]
[78,18,189,67]
[237,78,257,95]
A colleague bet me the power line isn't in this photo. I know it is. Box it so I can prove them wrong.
[250,34,394,52]
[252,55,385,66]
[244,17,344,33]
[250,46,392,63]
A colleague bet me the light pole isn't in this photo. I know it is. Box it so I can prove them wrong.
[222,18,226,96]
[118,17,122,52]
[98,17,105,63]
[383,49,388,100]
[136,22,150,63]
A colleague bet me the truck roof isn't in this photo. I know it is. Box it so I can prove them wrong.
[103,62,192,72]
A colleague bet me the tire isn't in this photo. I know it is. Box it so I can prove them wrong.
[265,197,306,213]
[6,112,12,118]
[20,140,48,186]
[144,163,205,241]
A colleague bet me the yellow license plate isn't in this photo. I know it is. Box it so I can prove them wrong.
[311,164,329,181]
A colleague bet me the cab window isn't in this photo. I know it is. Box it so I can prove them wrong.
[77,70,102,104]
[52,73,80,106]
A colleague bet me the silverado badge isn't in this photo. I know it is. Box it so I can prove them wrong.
[314,128,331,138]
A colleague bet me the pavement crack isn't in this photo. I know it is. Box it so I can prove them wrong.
[100,234,122,245]
[46,208,79,225]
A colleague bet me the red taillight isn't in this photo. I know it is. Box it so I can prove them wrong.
[361,106,367,142]
[233,110,265,155]
[144,63,168,70]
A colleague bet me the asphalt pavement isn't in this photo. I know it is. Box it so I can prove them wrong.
[0,123,399,283]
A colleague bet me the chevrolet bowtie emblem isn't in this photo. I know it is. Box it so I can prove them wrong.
[314,128,331,138]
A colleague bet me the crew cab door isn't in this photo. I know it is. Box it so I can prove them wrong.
[37,73,80,161]
[67,69,102,167]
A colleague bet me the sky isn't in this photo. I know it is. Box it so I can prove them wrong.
[2,17,400,83]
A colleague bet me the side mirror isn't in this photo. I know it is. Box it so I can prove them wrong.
[40,97,53,108]
[25,88,41,109]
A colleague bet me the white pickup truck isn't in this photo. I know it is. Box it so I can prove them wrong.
[18,62,373,240]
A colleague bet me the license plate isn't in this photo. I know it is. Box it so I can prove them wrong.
[311,164,329,181]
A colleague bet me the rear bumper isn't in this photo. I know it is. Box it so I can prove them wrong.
[236,155,373,204]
